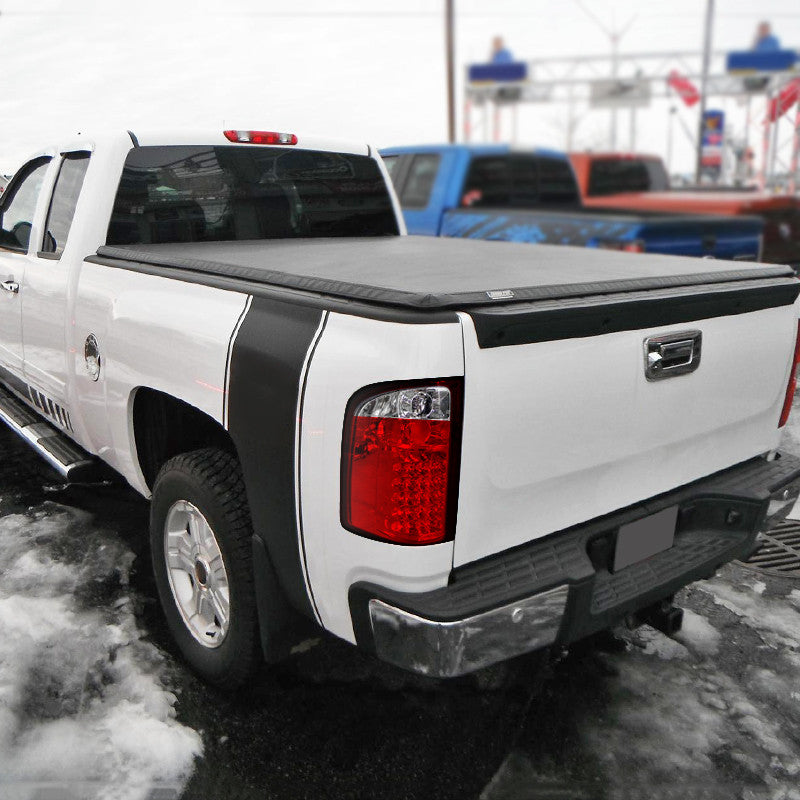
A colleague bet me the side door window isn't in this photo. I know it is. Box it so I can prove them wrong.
[400,154,441,209]
[40,152,91,258]
[0,158,51,252]
[381,155,400,179]
[380,154,412,199]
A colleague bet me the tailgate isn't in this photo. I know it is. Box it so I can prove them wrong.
[637,215,763,260]
[760,205,800,266]
[452,277,800,566]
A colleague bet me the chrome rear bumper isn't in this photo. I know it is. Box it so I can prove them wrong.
[368,585,569,678]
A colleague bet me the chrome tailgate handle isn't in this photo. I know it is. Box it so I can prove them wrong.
[1,279,19,294]
[644,330,702,381]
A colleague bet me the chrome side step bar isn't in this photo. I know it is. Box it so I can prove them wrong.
[0,384,98,481]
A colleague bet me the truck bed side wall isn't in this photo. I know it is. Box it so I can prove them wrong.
[71,263,250,494]
[298,311,465,642]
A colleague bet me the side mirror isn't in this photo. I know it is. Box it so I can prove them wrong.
[11,221,32,250]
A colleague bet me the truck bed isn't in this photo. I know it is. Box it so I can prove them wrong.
[93,237,792,311]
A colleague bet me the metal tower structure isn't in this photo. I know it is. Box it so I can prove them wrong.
[464,48,800,191]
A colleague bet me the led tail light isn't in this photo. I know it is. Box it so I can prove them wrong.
[342,379,463,545]
[778,323,800,428]
[223,130,298,145]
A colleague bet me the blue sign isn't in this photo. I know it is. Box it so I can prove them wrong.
[726,50,798,73]
[468,63,528,83]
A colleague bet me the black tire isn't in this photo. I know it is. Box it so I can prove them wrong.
[150,448,260,688]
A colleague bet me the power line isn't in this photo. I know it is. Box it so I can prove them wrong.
[1,9,798,18]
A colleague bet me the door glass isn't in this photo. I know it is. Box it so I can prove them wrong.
[381,155,399,178]
[400,154,440,209]
[0,158,51,252]
[41,152,91,257]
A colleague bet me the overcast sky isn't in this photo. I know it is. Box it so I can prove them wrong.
[0,0,797,174]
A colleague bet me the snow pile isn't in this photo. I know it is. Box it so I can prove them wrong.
[700,578,800,651]
[481,573,800,799]
[673,608,722,656]
[0,504,202,800]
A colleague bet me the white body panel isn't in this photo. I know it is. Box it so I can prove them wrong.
[0,144,59,376]
[70,263,249,494]
[0,250,28,372]
[452,304,799,566]
[298,311,464,641]
[22,140,95,401]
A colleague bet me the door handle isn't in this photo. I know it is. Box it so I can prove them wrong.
[1,279,19,294]
[644,330,702,381]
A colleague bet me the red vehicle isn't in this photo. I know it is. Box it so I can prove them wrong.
[569,152,800,268]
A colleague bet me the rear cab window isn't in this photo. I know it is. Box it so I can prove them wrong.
[461,154,580,209]
[0,157,52,253]
[106,145,399,246]
[40,152,91,258]
[587,159,670,196]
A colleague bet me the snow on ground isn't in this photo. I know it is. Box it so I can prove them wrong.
[0,503,202,800]
[484,576,800,800]
[673,607,722,656]
[579,579,800,797]
[700,577,800,652]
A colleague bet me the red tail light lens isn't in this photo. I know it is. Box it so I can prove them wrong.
[342,379,463,545]
[622,241,646,253]
[779,323,800,428]
[223,130,298,145]
[597,239,646,254]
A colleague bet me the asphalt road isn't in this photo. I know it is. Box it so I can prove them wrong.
[1,421,800,800]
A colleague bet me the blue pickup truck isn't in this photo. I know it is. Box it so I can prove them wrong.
[380,144,764,260]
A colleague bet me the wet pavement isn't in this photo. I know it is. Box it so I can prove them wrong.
[1,418,800,800]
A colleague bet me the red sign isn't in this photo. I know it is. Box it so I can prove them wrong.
[767,78,800,122]
[667,70,700,107]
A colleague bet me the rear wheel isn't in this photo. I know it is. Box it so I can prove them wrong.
[150,448,260,688]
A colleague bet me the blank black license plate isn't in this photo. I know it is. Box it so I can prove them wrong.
[613,506,678,571]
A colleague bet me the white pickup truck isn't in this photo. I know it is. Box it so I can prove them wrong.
[1,128,800,688]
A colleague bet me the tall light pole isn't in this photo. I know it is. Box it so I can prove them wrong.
[445,0,456,144]
[695,0,715,182]
[574,1,636,151]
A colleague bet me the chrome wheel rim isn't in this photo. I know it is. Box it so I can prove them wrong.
[164,500,230,648]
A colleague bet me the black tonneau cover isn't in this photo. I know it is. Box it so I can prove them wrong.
[93,237,795,310]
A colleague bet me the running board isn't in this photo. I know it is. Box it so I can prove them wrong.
[0,384,99,481]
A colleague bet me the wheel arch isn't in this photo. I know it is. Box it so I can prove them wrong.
[130,386,236,492]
